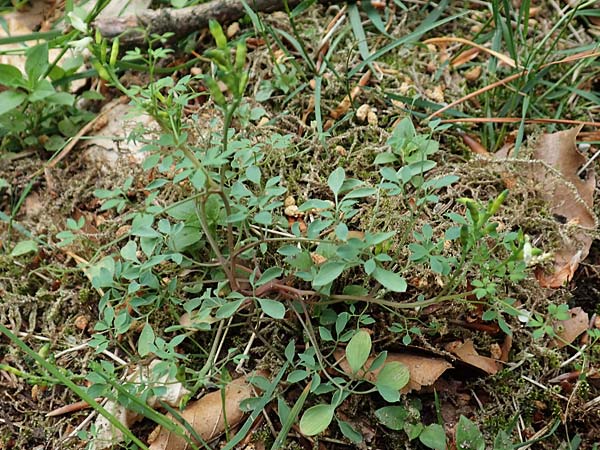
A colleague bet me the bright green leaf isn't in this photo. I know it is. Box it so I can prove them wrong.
[25,42,49,82]
[0,64,25,88]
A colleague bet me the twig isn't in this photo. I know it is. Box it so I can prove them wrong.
[426,50,600,121]
[94,0,339,47]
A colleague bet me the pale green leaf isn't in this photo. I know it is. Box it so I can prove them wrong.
[375,406,409,430]
[138,323,156,357]
[420,424,446,450]
[313,261,345,286]
[256,298,285,319]
[345,330,371,374]
[0,90,26,116]
[327,167,345,197]
[372,267,407,292]
[11,240,38,256]
[299,404,335,436]
[376,361,410,391]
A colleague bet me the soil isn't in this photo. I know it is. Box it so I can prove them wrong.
[1,2,600,450]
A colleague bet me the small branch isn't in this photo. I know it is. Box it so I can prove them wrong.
[94,0,337,47]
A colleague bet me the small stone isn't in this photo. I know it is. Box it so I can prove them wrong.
[399,82,411,95]
[226,22,240,38]
[284,196,296,207]
[367,110,378,126]
[426,85,445,103]
[356,104,371,123]
[74,315,89,331]
[284,205,301,217]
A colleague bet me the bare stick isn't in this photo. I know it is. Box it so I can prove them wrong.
[94,0,336,47]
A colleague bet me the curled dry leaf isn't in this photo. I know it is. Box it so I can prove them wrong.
[451,47,480,68]
[463,65,482,81]
[551,307,589,348]
[530,127,597,287]
[310,252,328,265]
[148,371,267,450]
[500,334,512,363]
[328,71,371,123]
[334,349,451,393]
[445,340,500,375]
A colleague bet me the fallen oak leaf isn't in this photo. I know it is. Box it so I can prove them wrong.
[92,360,191,450]
[445,340,500,375]
[551,307,589,348]
[148,371,268,450]
[334,349,451,393]
[530,127,597,287]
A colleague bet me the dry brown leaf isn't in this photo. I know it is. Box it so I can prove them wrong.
[148,372,266,450]
[83,103,160,166]
[452,47,481,68]
[463,65,482,81]
[329,71,371,120]
[460,133,490,156]
[334,349,451,393]
[500,334,512,363]
[445,340,500,375]
[0,3,56,72]
[552,307,589,348]
[531,127,597,287]
[92,361,191,450]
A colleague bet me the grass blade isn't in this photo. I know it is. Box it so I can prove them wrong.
[271,382,311,450]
